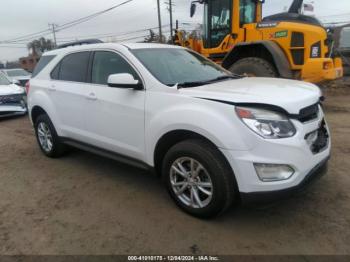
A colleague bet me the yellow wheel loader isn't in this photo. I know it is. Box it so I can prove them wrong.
[174,0,343,83]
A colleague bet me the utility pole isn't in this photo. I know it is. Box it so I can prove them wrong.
[165,0,175,42]
[157,0,163,43]
[49,23,58,47]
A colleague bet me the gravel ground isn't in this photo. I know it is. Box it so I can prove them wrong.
[0,82,349,255]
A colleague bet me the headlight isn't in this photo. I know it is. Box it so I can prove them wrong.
[235,106,296,139]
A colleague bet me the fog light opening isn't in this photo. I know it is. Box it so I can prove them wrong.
[254,163,295,182]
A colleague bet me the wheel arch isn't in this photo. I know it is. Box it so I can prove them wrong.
[153,129,221,176]
[222,41,293,79]
[31,105,48,124]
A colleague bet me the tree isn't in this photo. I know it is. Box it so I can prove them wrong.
[143,29,166,43]
[27,37,55,55]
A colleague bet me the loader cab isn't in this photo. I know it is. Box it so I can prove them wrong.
[191,0,263,49]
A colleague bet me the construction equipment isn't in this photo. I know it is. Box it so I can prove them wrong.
[174,0,343,83]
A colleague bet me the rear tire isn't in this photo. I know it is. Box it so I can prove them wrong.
[34,114,66,158]
[229,57,277,78]
[162,139,237,218]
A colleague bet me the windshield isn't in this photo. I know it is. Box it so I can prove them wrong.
[240,0,257,24]
[6,69,31,77]
[0,73,11,85]
[131,48,230,86]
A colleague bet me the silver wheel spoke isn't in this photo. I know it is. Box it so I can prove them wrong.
[197,182,212,188]
[38,129,45,136]
[192,188,203,208]
[190,187,195,207]
[177,162,188,175]
[192,164,203,178]
[197,186,212,196]
[176,183,188,195]
[171,166,187,178]
[47,139,53,150]
[171,181,187,187]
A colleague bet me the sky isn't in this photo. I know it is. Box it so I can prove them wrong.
[0,0,350,63]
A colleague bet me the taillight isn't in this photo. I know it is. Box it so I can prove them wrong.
[25,81,30,94]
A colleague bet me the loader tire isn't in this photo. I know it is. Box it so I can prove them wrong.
[229,57,277,78]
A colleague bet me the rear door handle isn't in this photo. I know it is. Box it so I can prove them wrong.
[86,92,97,101]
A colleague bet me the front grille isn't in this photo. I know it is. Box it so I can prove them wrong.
[298,103,319,123]
[0,94,24,106]
[291,32,304,47]
[291,49,305,65]
[305,119,329,154]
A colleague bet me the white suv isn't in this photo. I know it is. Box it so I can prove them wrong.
[28,42,330,218]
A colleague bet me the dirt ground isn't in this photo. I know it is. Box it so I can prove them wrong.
[0,80,349,255]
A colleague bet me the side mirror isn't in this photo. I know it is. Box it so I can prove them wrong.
[190,2,197,17]
[107,73,143,90]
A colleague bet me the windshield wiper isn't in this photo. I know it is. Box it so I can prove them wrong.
[176,74,241,89]
[208,74,242,82]
[177,81,208,88]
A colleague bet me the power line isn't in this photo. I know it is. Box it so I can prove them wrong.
[56,24,170,41]
[0,0,134,44]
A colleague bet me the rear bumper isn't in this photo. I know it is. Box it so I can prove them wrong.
[240,156,329,204]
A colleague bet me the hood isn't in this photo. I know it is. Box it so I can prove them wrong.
[10,76,31,81]
[0,84,25,96]
[180,77,321,114]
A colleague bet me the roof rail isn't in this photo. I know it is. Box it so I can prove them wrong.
[56,39,104,49]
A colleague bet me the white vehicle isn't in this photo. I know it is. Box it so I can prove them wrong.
[0,72,27,117]
[27,42,330,218]
[1,68,31,87]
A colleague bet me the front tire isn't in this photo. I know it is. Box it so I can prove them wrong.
[34,114,66,158]
[162,139,237,218]
[229,57,277,78]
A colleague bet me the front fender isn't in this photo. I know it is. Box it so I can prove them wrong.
[145,94,253,166]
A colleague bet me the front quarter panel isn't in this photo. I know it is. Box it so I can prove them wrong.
[145,90,254,166]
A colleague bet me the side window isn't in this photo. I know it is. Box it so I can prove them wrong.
[32,55,56,77]
[91,51,139,85]
[209,0,232,48]
[59,52,91,82]
[51,63,60,80]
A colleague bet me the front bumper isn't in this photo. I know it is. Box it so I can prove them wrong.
[220,106,331,202]
[0,105,27,118]
[240,156,329,204]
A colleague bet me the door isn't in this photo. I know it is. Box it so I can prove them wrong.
[50,51,91,140]
[203,0,232,48]
[85,51,145,161]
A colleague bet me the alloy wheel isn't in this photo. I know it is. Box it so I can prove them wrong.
[170,157,213,208]
[37,122,53,152]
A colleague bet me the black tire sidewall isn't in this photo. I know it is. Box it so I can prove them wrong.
[230,57,277,77]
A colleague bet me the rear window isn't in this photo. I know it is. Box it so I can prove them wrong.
[32,55,56,78]
[58,52,90,82]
